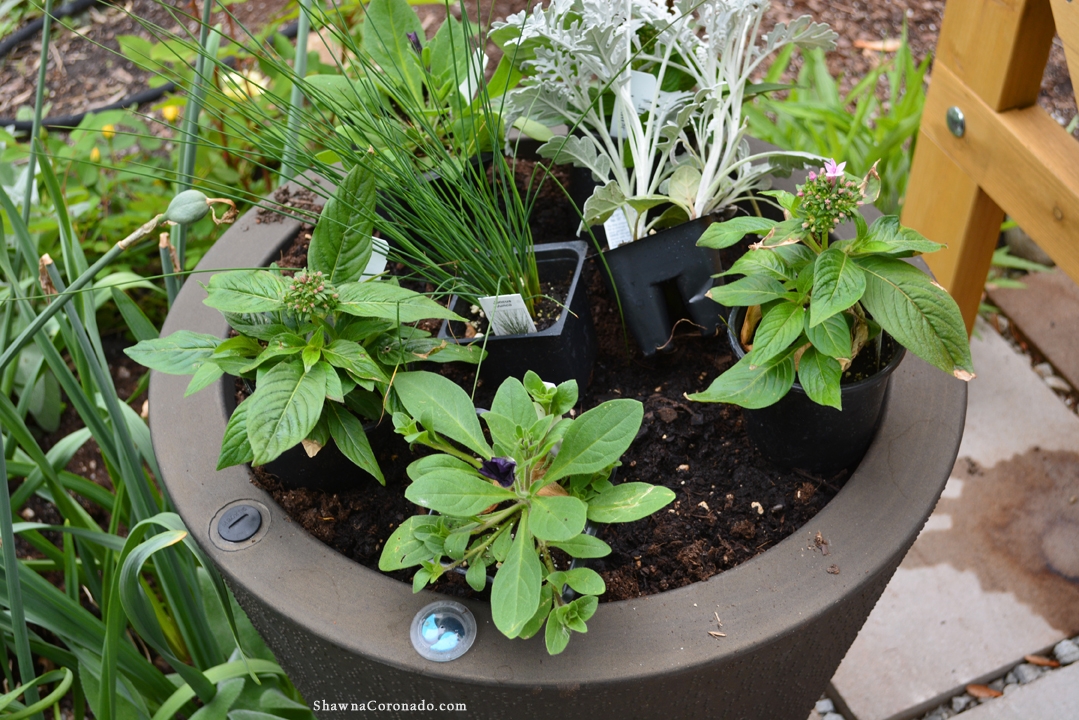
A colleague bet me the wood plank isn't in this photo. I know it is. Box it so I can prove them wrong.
[1049,0,1079,96]
[935,0,1055,110]
[902,133,1003,332]
[919,62,1079,285]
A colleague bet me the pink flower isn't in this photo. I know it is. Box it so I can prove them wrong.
[823,159,846,180]
[808,171,816,181]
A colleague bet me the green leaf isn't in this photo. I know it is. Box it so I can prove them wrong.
[666,166,701,213]
[481,412,520,454]
[465,557,489,591]
[444,531,470,560]
[811,248,866,326]
[797,346,842,409]
[125,331,220,375]
[721,248,795,281]
[491,511,542,638]
[687,349,797,409]
[405,471,516,516]
[218,399,255,470]
[805,313,852,359]
[336,281,462,323]
[563,567,605,596]
[111,288,159,342]
[185,361,224,397]
[707,275,790,306]
[247,361,327,465]
[529,495,587,542]
[308,162,376,283]
[581,181,626,226]
[517,584,553,640]
[543,399,643,483]
[548,534,611,559]
[855,256,975,379]
[850,215,945,257]
[697,216,778,249]
[587,482,676,523]
[545,605,570,655]
[322,339,389,383]
[428,14,468,84]
[325,402,384,483]
[301,345,321,373]
[363,0,425,103]
[379,515,439,570]
[750,301,805,363]
[393,371,492,458]
[490,377,539,429]
[203,270,287,314]
[406,454,476,481]
[550,380,578,416]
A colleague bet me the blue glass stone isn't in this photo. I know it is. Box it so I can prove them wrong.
[410,601,476,662]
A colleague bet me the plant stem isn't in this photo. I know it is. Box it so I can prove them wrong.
[281,0,313,180]
[21,0,53,231]
[0,215,163,375]
[0,447,42,716]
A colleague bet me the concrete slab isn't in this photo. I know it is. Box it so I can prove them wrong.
[830,321,1079,720]
[959,661,1079,719]
[988,268,1079,391]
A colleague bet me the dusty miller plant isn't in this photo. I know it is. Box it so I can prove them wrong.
[492,0,837,240]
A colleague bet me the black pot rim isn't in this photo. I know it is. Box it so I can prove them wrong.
[727,304,907,395]
[438,240,588,343]
[150,175,967,694]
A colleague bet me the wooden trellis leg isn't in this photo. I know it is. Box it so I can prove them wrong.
[901,0,1064,332]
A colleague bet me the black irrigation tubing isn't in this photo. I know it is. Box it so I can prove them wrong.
[0,0,299,132]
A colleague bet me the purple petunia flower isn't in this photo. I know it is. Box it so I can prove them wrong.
[479,457,517,488]
[407,31,422,55]
[823,158,846,181]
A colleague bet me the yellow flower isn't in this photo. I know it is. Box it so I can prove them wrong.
[162,105,180,123]
[89,147,101,163]
[101,124,116,140]
[221,69,269,101]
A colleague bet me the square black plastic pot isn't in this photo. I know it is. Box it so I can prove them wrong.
[437,240,597,389]
[600,216,726,357]
[149,174,967,720]
[727,306,906,477]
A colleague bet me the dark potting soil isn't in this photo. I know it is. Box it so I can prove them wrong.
[247,169,852,602]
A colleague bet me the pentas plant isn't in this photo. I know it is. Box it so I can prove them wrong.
[126,163,482,480]
[491,0,837,241]
[380,370,675,654]
[688,159,975,410]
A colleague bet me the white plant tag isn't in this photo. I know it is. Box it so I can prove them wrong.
[360,237,389,280]
[603,209,634,249]
[458,49,490,101]
[478,294,537,336]
[609,70,658,139]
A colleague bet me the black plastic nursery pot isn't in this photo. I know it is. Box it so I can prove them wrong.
[601,215,725,356]
[150,194,969,720]
[261,420,389,492]
[437,240,597,389]
[728,306,906,477]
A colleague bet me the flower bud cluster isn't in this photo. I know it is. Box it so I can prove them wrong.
[796,164,862,239]
[284,270,339,318]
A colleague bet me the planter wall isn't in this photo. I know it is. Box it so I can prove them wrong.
[437,240,597,389]
[150,177,967,720]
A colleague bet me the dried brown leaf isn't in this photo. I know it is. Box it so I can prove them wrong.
[1024,654,1060,668]
[966,684,1003,699]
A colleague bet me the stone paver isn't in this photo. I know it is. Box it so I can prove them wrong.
[988,268,1079,391]
[959,661,1079,719]
[829,319,1079,720]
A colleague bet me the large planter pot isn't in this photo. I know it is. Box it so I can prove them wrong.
[149,197,968,720]
[728,305,907,476]
[436,240,597,389]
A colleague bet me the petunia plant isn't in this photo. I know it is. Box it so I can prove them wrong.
[380,370,675,654]
[126,162,483,481]
[688,159,974,410]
